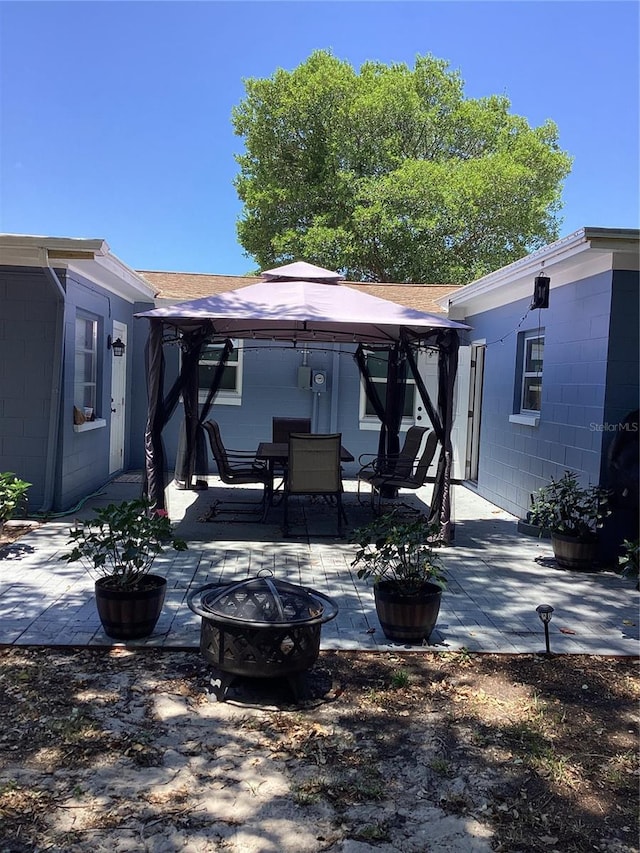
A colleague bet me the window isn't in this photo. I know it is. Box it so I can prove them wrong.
[74,314,98,411]
[520,333,544,413]
[359,350,416,425]
[198,340,243,405]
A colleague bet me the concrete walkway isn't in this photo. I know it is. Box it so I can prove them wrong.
[0,474,637,656]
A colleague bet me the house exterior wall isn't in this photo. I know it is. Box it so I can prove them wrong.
[0,266,60,511]
[465,269,617,519]
[0,264,154,513]
[601,269,640,476]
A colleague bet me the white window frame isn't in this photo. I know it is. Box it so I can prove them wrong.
[510,331,544,426]
[358,350,417,431]
[197,340,243,406]
[74,313,98,414]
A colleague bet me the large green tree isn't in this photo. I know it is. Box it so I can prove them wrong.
[232,51,572,283]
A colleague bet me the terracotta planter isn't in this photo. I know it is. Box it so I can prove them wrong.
[551,532,600,572]
[374,580,442,643]
[95,574,167,639]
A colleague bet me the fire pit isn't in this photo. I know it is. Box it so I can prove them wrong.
[187,573,339,701]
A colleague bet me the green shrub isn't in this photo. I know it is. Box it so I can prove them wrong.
[0,473,31,523]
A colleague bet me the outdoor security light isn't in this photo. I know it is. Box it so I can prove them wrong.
[536,604,554,655]
[530,273,550,309]
[107,335,126,357]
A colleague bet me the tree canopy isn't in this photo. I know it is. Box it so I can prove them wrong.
[232,51,573,284]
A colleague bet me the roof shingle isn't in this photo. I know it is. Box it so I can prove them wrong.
[138,270,461,316]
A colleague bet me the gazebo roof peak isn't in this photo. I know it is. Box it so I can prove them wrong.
[261,260,344,283]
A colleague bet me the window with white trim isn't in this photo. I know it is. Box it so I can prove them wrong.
[74,313,98,412]
[198,340,243,406]
[359,350,416,426]
[520,332,544,413]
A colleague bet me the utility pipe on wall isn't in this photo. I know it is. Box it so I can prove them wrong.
[40,262,66,513]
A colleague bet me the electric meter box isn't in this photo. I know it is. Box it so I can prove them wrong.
[311,370,328,392]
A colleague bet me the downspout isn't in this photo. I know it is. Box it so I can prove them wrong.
[39,263,66,512]
[329,343,340,433]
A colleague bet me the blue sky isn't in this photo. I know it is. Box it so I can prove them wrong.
[1,1,638,276]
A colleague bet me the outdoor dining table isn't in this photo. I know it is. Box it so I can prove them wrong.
[256,440,355,514]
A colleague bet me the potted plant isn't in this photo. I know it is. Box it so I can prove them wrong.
[0,472,31,529]
[529,470,609,570]
[351,511,445,643]
[517,491,552,538]
[618,538,639,590]
[61,498,187,640]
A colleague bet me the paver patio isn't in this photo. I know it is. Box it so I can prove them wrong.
[0,475,637,656]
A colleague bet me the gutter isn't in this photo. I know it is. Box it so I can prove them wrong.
[444,227,640,311]
[39,262,66,513]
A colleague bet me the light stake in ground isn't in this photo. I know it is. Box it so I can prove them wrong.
[536,603,554,655]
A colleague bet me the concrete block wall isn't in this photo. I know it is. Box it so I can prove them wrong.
[469,269,614,519]
[0,266,59,510]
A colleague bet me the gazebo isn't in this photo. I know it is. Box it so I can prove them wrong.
[135,261,469,541]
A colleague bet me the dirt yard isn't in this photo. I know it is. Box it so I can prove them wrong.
[0,647,637,853]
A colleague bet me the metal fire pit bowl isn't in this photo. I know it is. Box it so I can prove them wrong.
[187,573,338,702]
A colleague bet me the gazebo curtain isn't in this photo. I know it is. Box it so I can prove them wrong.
[143,322,232,510]
[354,342,406,464]
[355,329,459,542]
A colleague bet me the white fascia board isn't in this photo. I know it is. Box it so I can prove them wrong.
[0,234,156,302]
[442,227,639,320]
[0,234,107,266]
[66,257,156,303]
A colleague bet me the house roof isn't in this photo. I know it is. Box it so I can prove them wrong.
[0,233,156,302]
[441,227,640,319]
[138,269,461,315]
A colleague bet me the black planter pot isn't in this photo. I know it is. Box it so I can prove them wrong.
[551,532,600,572]
[95,574,167,639]
[374,580,442,643]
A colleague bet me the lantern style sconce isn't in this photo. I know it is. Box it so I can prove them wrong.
[107,335,126,357]
[530,273,550,309]
[536,604,554,655]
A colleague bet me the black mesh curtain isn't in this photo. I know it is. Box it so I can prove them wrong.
[174,338,234,488]
[355,329,460,542]
[143,321,231,510]
[401,328,459,542]
[354,342,406,467]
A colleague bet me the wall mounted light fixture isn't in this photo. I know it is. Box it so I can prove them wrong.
[107,335,126,357]
[530,274,550,309]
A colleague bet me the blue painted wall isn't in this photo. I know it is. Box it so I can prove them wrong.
[0,265,154,512]
[465,269,624,519]
[57,270,144,509]
[0,266,59,510]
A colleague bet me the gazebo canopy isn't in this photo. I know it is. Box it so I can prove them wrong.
[135,261,470,541]
[138,260,468,345]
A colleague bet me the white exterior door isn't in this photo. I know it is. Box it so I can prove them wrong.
[465,342,486,482]
[109,321,127,475]
[413,346,469,480]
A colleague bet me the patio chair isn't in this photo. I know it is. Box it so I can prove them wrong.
[270,417,312,496]
[202,420,272,520]
[282,433,347,537]
[357,427,438,513]
[272,417,312,443]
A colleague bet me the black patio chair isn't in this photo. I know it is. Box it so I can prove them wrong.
[203,420,272,520]
[272,417,312,443]
[357,427,438,513]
